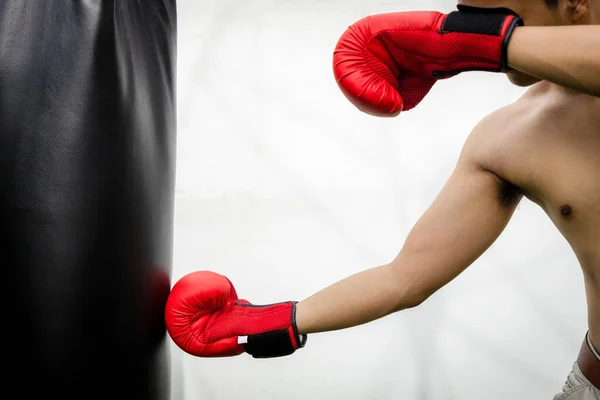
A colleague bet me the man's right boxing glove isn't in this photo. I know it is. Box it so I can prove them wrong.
[333,5,524,116]
[165,270,306,358]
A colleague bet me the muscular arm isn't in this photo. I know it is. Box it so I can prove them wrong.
[508,25,600,96]
[295,133,522,335]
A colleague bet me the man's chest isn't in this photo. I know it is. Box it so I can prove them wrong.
[488,104,600,241]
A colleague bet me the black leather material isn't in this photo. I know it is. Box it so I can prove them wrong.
[0,1,177,398]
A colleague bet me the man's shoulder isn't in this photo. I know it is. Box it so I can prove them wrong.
[458,86,546,182]
[460,102,523,165]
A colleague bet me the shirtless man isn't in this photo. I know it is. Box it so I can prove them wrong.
[165,1,600,397]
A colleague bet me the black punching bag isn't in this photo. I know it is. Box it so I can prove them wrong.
[0,1,177,398]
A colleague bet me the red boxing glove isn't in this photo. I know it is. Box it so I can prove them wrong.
[333,5,523,116]
[165,271,306,358]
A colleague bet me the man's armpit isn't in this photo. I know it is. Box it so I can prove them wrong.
[478,166,524,208]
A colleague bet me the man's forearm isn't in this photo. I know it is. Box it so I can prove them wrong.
[508,25,600,96]
[294,263,421,335]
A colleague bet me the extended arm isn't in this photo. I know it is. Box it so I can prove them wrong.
[508,25,600,96]
[295,134,522,335]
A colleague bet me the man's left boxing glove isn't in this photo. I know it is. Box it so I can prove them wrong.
[165,270,306,358]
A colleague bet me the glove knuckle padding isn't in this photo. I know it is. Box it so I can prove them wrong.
[333,15,404,117]
[165,271,244,356]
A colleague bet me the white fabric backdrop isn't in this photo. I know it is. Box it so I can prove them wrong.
[170,1,588,398]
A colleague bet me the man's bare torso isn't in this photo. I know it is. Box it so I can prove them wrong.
[471,81,600,348]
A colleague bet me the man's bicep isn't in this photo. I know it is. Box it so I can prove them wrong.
[391,160,522,301]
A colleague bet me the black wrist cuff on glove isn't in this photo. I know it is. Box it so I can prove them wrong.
[243,302,307,359]
[442,5,524,71]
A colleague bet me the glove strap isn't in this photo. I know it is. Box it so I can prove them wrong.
[240,301,307,358]
[440,5,524,71]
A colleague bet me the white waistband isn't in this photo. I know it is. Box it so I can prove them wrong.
[587,332,600,361]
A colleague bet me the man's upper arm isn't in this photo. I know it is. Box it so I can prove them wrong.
[391,131,522,303]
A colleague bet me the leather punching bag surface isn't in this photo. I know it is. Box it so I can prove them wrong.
[0,1,177,398]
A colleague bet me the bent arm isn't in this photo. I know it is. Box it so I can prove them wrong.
[508,25,600,96]
[295,139,522,335]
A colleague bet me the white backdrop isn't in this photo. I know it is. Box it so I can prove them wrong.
[170,1,589,399]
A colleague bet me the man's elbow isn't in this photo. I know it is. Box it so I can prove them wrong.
[385,267,434,311]
[390,289,429,313]
[404,289,432,309]
[386,258,445,312]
